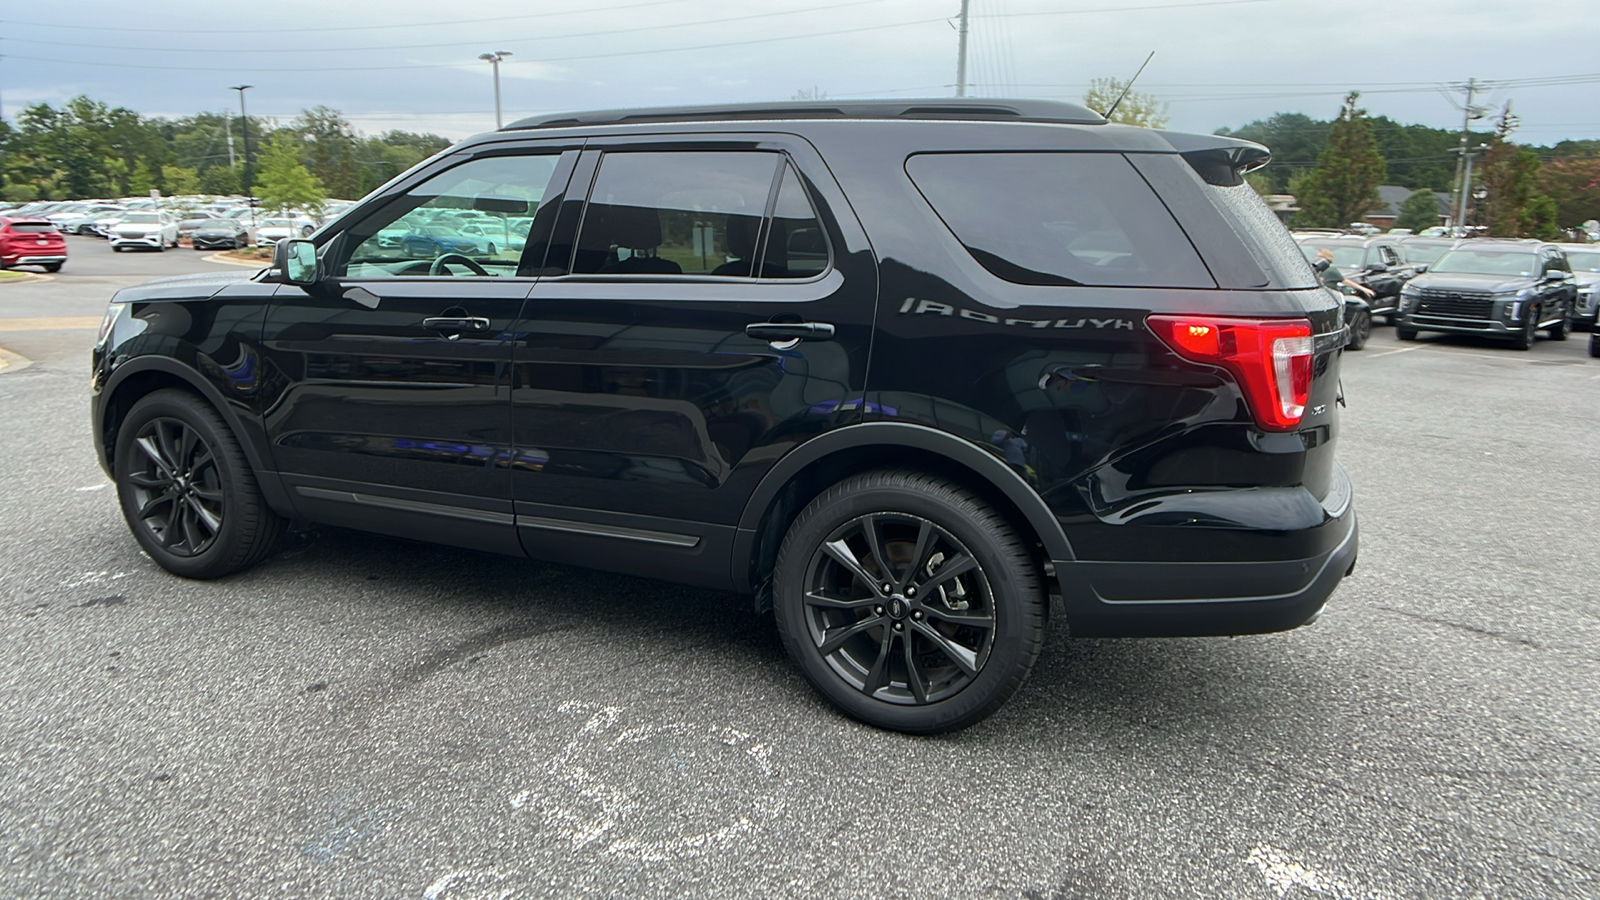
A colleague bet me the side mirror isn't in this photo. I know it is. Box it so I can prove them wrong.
[1414,264,1428,274]
[274,238,320,285]
[1366,262,1388,274]
[1542,269,1564,282]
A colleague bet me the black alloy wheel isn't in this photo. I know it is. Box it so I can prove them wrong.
[1511,307,1539,350]
[114,389,284,578]
[123,416,226,558]
[1346,309,1371,350]
[774,470,1045,734]
[1548,305,1570,341]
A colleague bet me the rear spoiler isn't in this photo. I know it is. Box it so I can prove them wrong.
[1157,131,1272,186]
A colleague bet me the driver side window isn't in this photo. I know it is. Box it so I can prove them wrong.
[336,153,563,279]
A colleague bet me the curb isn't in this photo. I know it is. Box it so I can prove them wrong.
[0,272,55,285]
[203,253,269,268]
[0,346,34,375]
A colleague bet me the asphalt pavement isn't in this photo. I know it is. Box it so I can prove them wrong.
[1,238,1596,898]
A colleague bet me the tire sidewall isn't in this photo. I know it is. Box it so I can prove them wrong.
[114,393,248,579]
[774,480,1040,733]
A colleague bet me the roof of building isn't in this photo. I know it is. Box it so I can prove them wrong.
[1370,184,1451,218]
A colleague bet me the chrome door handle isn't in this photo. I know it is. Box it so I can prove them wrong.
[744,321,835,342]
[422,316,491,334]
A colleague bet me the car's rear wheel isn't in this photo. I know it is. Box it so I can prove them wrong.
[43,263,61,273]
[1346,309,1371,351]
[114,389,284,579]
[773,470,1045,734]
[1589,332,1600,358]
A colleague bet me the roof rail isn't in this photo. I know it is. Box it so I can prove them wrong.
[503,98,1106,131]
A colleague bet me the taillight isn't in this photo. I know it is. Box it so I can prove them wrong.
[1147,315,1314,432]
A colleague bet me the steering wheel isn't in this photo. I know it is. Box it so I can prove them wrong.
[429,253,490,276]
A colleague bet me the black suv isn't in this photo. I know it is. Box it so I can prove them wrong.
[1297,234,1419,325]
[1396,239,1577,349]
[90,100,1358,734]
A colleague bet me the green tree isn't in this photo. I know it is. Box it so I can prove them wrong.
[127,160,157,195]
[161,165,202,195]
[1394,189,1441,232]
[1477,105,1558,239]
[1217,113,1330,193]
[1293,92,1386,228]
[1536,158,1600,228]
[199,164,243,196]
[254,131,326,214]
[1,184,39,203]
[1083,77,1169,128]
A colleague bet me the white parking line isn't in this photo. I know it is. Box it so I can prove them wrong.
[1364,345,1423,359]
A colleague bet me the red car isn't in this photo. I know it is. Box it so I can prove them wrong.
[0,218,67,272]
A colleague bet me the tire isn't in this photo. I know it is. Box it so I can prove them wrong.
[1511,309,1538,351]
[1590,332,1600,359]
[113,389,285,579]
[42,263,61,273]
[1397,326,1418,341]
[1346,309,1371,351]
[772,469,1045,734]
[1548,306,1570,341]
[155,241,165,252]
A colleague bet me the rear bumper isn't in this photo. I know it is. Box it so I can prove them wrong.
[4,254,66,265]
[1056,486,1358,639]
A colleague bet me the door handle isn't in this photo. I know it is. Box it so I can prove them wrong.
[422,316,491,334]
[745,321,835,342]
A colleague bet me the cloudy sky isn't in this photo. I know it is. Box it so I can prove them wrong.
[4,0,1598,144]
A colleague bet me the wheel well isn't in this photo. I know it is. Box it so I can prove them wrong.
[746,445,1053,609]
[101,371,203,470]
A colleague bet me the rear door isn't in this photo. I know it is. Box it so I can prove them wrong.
[506,134,878,588]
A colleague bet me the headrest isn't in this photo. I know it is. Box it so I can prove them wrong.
[725,214,759,258]
[603,204,662,250]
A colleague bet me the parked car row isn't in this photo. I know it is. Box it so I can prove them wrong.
[1294,232,1599,353]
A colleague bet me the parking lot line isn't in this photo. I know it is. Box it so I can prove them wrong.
[1364,345,1423,359]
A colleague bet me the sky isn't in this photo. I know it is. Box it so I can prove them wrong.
[3,0,1598,145]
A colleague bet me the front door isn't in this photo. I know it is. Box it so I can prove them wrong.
[505,138,878,588]
[260,147,577,555]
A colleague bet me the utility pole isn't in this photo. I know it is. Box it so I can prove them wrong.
[1447,78,1485,233]
[478,51,512,129]
[223,112,235,168]
[231,85,254,194]
[954,0,971,98]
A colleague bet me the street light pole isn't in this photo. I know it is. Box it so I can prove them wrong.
[478,51,512,128]
[230,85,254,193]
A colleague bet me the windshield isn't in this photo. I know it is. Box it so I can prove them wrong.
[1565,251,1600,273]
[1301,243,1365,270]
[122,213,161,224]
[1402,242,1452,265]
[1429,248,1538,277]
[261,219,292,228]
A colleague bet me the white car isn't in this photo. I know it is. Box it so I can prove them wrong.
[59,205,126,235]
[255,216,317,246]
[109,211,181,252]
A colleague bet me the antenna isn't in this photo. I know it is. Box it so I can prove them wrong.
[1103,51,1155,121]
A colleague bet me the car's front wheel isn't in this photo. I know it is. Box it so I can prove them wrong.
[1511,308,1538,350]
[1548,305,1570,341]
[114,389,284,579]
[1346,309,1371,350]
[773,470,1045,734]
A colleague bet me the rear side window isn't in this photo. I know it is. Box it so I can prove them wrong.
[1195,180,1318,289]
[906,152,1214,288]
[9,221,58,234]
[574,151,787,278]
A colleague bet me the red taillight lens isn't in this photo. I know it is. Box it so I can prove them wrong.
[1148,315,1314,432]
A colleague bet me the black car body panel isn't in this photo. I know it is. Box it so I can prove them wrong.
[92,99,1356,640]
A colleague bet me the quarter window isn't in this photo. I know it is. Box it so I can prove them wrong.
[907,152,1214,288]
[338,154,563,278]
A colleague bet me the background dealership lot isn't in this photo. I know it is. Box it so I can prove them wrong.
[1,242,1596,897]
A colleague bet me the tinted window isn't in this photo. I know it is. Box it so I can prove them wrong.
[1431,249,1538,277]
[1199,180,1317,289]
[1300,242,1364,270]
[763,165,827,279]
[906,152,1213,288]
[573,151,780,277]
[9,222,58,234]
[340,154,562,278]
